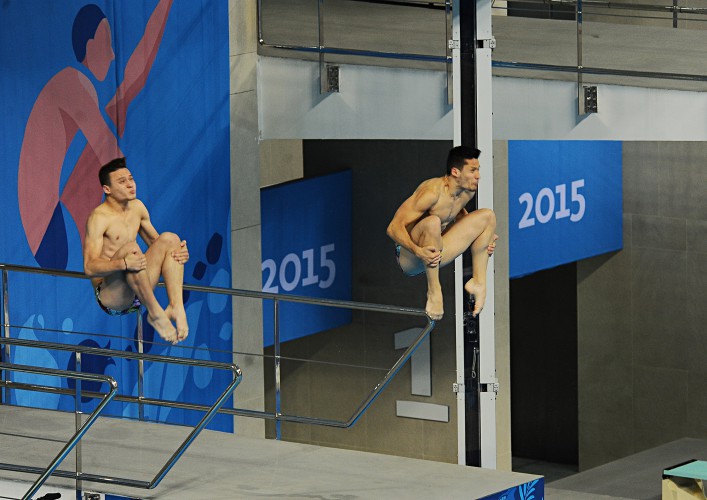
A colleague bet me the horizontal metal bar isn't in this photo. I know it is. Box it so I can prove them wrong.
[0,463,149,489]
[0,350,241,491]
[148,358,242,489]
[0,262,428,317]
[0,363,117,386]
[349,0,446,9]
[0,363,118,500]
[183,282,428,315]
[1,322,435,430]
[0,381,342,425]
[343,320,435,426]
[492,60,707,82]
[257,0,450,65]
[0,263,84,280]
[0,376,242,492]
[1,322,392,371]
[0,336,240,372]
[498,0,707,15]
[0,262,433,487]
[261,42,450,63]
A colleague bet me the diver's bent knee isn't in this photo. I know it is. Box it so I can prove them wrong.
[419,215,443,232]
[477,208,496,225]
[157,232,181,246]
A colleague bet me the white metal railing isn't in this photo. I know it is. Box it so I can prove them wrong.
[0,262,434,494]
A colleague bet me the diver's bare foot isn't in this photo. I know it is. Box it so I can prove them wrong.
[426,289,444,321]
[166,304,189,341]
[464,278,486,317]
[148,311,177,344]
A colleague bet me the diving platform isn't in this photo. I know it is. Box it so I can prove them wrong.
[0,405,542,500]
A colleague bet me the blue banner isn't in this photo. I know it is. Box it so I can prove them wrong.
[0,1,232,430]
[261,171,353,346]
[509,141,623,278]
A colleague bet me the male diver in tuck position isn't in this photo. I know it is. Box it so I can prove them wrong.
[83,157,189,344]
[387,146,497,320]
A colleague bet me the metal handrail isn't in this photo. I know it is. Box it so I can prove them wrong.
[0,262,425,315]
[495,0,707,15]
[351,0,446,8]
[492,60,707,83]
[0,362,117,500]
[256,0,707,91]
[0,262,435,430]
[257,0,451,64]
[0,337,242,491]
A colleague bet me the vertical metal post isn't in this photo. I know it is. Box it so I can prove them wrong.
[577,0,584,114]
[137,311,145,421]
[451,0,466,466]
[257,0,264,43]
[274,299,281,440]
[318,0,327,93]
[2,269,10,405]
[446,0,453,105]
[673,0,678,28]
[458,0,480,468]
[475,0,497,470]
[75,352,83,497]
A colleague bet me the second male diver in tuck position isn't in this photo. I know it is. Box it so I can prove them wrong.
[387,146,497,321]
[83,158,189,344]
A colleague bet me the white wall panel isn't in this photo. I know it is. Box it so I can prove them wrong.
[259,57,707,142]
[493,77,707,141]
[259,57,454,140]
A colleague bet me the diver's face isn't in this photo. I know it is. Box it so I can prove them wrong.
[457,158,480,192]
[105,168,136,201]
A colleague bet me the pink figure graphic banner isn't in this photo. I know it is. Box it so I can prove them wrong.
[0,1,232,431]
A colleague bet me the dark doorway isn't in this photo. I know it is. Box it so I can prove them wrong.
[510,262,578,467]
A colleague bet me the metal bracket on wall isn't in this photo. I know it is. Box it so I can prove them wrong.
[579,85,598,114]
[453,382,464,393]
[480,378,499,394]
[477,36,496,49]
[321,64,340,93]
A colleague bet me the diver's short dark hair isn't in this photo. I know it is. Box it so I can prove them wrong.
[99,158,127,187]
[72,4,107,63]
[446,146,481,175]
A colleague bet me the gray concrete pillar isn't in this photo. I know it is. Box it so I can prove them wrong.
[493,140,512,471]
[229,0,265,437]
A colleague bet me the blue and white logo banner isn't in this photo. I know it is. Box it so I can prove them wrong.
[261,171,352,346]
[509,141,622,278]
[0,0,231,430]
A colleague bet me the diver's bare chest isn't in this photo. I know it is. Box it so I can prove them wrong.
[430,199,463,225]
[103,217,140,249]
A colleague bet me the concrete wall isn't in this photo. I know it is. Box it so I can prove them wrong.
[254,27,707,471]
[256,57,513,468]
[577,141,707,469]
[229,0,265,438]
[255,53,707,468]
[262,140,459,463]
[254,138,513,467]
[492,76,707,469]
